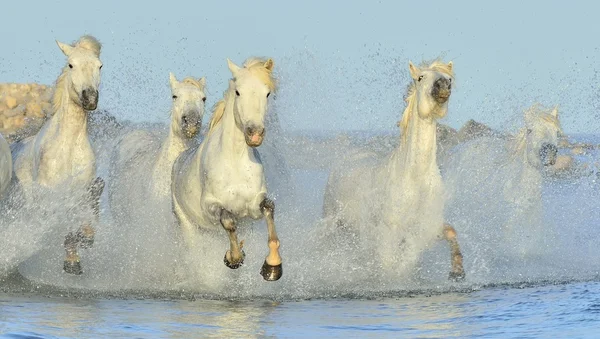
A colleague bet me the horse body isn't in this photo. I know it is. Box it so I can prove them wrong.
[443,104,560,255]
[323,60,465,279]
[108,73,206,223]
[172,116,267,229]
[10,35,103,275]
[172,57,282,281]
[13,104,94,190]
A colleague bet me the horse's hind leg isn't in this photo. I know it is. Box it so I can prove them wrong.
[63,177,104,275]
[443,223,465,281]
[220,209,245,269]
[259,198,282,281]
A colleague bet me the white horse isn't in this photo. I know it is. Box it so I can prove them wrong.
[323,60,465,280]
[108,72,206,223]
[11,36,104,275]
[443,104,561,256]
[0,133,11,198]
[171,57,283,281]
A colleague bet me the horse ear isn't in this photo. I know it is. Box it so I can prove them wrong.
[447,61,453,73]
[169,72,178,89]
[264,58,275,72]
[551,105,559,118]
[56,40,74,57]
[227,58,241,77]
[408,61,420,80]
[199,77,206,88]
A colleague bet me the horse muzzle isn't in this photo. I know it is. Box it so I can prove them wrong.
[244,126,265,147]
[182,114,201,138]
[432,78,452,104]
[540,143,558,167]
[81,88,99,111]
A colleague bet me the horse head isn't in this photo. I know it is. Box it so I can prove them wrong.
[227,58,276,147]
[524,104,561,168]
[56,36,102,111]
[408,60,454,120]
[169,73,206,139]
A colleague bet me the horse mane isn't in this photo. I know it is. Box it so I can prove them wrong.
[52,71,68,113]
[510,103,562,155]
[74,35,102,56]
[52,36,102,113]
[182,77,204,89]
[207,57,277,134]
[399,60,454,144]
[207,81,234,134]
[242,57,277,92]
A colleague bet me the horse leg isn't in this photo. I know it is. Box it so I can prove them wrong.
[62,177,104,275]
[78,176,104,248]
[259,198,282,281]
[443,223,465,281]
[63,232,82,275]
[220,209,245,269]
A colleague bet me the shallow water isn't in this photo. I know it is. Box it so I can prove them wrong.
[2,281,600,338]
[2,130,600,337]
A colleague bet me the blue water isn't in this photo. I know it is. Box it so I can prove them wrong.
[2,281,600,338]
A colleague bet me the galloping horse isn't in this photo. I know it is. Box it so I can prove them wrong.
[444,104,561,256]
[323,60,466,280]
[11,36,104,275]
[108,73,206,224]
[171,57,282,281]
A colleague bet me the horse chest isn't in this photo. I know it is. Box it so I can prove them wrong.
[205,159,265,216]
[37,138,95,187]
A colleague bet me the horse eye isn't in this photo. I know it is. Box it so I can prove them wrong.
[267,92,271,98]
[235,90,240,96]
[527,129,533,135]
[69,64,73,69]
[172,95,178,99]
[202,97,207,102]
[99,65,103,70]
[418,75,423,82]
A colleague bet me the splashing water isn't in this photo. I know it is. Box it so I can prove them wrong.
[2,56,600,301]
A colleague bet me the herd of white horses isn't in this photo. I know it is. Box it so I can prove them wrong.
[0,35,565,283]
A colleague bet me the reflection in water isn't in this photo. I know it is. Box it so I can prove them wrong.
[5,282,596,338]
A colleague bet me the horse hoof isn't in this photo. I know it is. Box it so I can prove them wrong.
[223,250,245,269]
[448,270,465,282]
[260,261,282,281]
[63,260,83,275]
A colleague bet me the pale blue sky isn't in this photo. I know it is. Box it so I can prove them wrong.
[1,1,598,134]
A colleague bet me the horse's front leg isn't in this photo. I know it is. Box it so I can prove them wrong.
[63,177,104,275]
[220,209,245,269]
[259,198,282,281]
[78,177,104,247]
[443,223,465,281]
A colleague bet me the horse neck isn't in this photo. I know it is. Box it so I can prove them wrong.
[216,90,249,155]
[510,129,541,179]
[157,113,191,165]
[391,101,439,179]
[47,74,89,143]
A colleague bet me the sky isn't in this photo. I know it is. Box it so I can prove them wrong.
[1,0,599,134]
